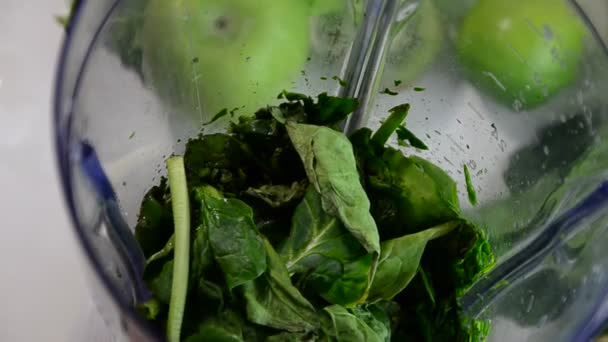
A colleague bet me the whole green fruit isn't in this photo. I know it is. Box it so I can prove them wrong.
[141,0,310,118]
[385,0,443,86]
[457,0,586,109]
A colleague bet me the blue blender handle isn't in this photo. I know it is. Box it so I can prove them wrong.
[80,141,151,303]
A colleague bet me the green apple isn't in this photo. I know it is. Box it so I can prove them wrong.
[309,0,347,16]
[457,0,586,109]
[384,0,443,86]
[141,0,310,119]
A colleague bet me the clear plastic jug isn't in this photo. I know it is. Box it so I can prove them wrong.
[54,0,608,340]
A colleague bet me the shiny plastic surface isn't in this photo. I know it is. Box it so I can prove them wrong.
[54,0,608,340]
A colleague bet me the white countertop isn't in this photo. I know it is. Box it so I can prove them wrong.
[0,0,91,340]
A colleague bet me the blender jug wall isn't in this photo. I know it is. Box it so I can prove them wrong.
[54,0,608,341]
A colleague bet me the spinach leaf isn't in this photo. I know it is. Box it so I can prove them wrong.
[265,332,317,342]
[144,258,173,304]
[135,178,173,258]
[350,305,392,342]
[286,122,380,255]
[319,305,386,342]
[245,181,308,208]
[184,134,263,193]
[197,191,267,290]
[183,309,245,342]
[305,253,374,307]
[242,239,319,332]
[279,188,372,306]
[144,223,216,301]
[352,122,461,237]
[392,222,494,342]
[367,221,457,302]
[190,224,214,290]
[369,148,461,237]
[313,93,359,126]
[230,112,306,185]
[279,188,365,274]
[422,221,494,297]
[277,91,359,126]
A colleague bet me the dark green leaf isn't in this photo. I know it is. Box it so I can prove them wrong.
[413,87,426,92]
[396,126,428,150]
[394,80,402,87]
[351,305,392,342]
[280,188,365,274]
[313,93,358,125]
[265,332,316,342]
[278,90,312,102]
[184,134,262,192]
[279,188,372,306]
[277,91,358,125]
[242,239,319,332]
[190,224,214,287]
[229,113,306,185]
[463,164,477,206]
[306,253,374,306]
[245,181,308,208]
[368,149,461,236]
[367,222,457,302]
[144,258,174,304]
[320,305,385,342]
[184,309,245,342]
[135,178,173,258]
[198,192,267,290]
[286,123,380,255]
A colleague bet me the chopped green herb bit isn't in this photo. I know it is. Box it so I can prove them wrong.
[394,80,402,87]
[205,108,229,125]
[380,88,399,96]
[396,126,429,150]
[464,164,478,205]
[413,87,426,92]
[332,75,348,87]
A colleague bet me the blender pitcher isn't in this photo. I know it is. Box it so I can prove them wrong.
[54,0,608,340]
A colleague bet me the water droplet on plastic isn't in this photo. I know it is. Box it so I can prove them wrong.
[499,139,507,152]
[525,294,535,313]
[513,99,523,112]
[543,145,550,155]
[538,315,549,326]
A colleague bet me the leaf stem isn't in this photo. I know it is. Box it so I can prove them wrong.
[166,156,190,342]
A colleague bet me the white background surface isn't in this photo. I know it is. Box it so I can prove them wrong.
[0,0,90,340]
